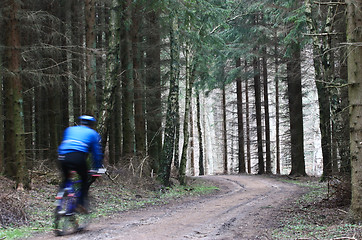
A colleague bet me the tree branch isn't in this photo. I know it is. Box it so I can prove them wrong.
[313,1,346,5]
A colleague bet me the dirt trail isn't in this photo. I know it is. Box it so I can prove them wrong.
[28,175,304,240]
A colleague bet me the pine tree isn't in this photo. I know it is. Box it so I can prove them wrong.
[3,0,28,189]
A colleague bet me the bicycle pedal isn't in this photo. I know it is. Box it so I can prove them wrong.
[57,210,66,215]
[56,192,64,199]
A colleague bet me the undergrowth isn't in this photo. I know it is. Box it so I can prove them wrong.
[1,170,361,240]
[0,169,218,240]
[272,176,362,240]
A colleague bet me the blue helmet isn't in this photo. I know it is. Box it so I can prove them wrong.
[79,115,96,126]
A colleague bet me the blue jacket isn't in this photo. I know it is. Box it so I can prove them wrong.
[58,125,103,168]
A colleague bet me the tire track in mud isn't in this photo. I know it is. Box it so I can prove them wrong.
[27,175,304,240]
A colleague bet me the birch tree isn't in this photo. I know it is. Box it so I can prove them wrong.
[158,0,180,185]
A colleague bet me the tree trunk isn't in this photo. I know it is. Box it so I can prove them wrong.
[170,11,180,170]
[196,92,204,175]
[236,58,245,174]
[334,2,350,176]
[121,0,135,159]
[253,56,264,174]
[145,5,162,173]
[222,83,228,174]
[262,48,272,174]
[245,60,251,174]
[85,0,97,116]
[179,50,196,185]
[274,31,281,175]
[98,0,121,156]
[346,0,362,223]
[159,73,179,185]
[71,0,83,120]
[132,2,146,156]
[190,102,195,176]
[65,0,73,125]
[3,0,28,189]
[0,54,3,172]
[159,6,180,185]
[48,88,60,161]
[287,42,306,176]
[305,0,332,179]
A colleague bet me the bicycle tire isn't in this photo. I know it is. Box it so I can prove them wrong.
[76,194,93,231]
[54,192,79,236]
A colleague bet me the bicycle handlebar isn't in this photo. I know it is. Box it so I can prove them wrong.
[88,168,106,177]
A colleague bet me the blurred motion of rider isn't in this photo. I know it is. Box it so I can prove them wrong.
[57,115,103,213]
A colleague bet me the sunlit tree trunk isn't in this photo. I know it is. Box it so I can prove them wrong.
[178,45,196,185]
[346,0,362,223]
[305,0,332,179]
[171,12,180,170]
[179,58,194,185]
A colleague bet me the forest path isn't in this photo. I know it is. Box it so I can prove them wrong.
[29,175,305,240]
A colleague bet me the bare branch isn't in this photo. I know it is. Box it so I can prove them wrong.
[313,1,346,6]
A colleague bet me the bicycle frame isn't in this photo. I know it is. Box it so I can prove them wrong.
[55,172,80,215]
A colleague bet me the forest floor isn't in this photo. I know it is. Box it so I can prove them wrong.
[1,170,361,240]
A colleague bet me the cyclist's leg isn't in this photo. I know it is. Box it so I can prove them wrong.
[58,155,70,190]
[69,151,89,208]
[77,158,88,208]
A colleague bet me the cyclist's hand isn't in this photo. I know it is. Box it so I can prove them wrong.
[89,169,98,174]
[89,168,106,174]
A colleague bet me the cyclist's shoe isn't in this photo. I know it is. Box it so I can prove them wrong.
[75,204,89,214]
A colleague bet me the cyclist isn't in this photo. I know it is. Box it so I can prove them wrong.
[57,115,103,213]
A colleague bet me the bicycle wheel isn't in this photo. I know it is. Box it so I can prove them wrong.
[54,193,79,236]
[75,195,93,231]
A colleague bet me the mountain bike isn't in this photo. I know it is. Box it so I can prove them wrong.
[53,168,105,236]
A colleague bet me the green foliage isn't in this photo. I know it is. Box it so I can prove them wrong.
[171,0,310,91]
